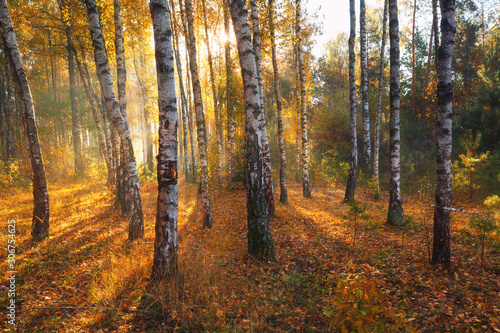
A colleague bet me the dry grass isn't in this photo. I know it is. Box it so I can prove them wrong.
[1,170,499,332]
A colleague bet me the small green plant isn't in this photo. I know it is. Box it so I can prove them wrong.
[348,200,368,244]
[325,274,412,333]
[470,196,500,267]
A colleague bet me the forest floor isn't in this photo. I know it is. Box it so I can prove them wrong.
[1,172,500,332]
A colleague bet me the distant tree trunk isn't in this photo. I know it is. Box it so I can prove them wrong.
[74,45,113,185]
[411,0,417,115]
[114,0,130,215]
[432,0,440,68]
[387,0,404,226]
[269,0,287,203]
[85,0,144,240]
[360,0,372,169]
[150,0,178,281]
[178,0,197,181]
[250,0,275,213]
[294,44,301,184]
[201,0,223,184]
[225,0,236,185]
[185,0,213,228]
[170,2,191,182]
[344,0,358,202]
[296,0,311,198]
[374,0,388,200]
[432,0,455,267]
[1,0,50,240]
[421,21,434,119]
[48,31,58,104]
[230,0,275,260]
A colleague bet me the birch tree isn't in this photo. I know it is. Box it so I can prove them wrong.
[230,0,275,260]
[84,0,144,240]
[374,0,388,200]
[432,0,455,267]
[360,0,372,169]
[387,0,404,226]
[296,0,311,198]
[250,0,275,214]
[344,0,358,202]
[185,0,213,228]
[269,0,287,203]
[0,0,50,240]
[150,0,178,280]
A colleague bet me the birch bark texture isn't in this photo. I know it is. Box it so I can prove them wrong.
[185,0,213,228]
[150,0,178,280]
[344,0,358,202]
[84,0,144,240]
[432,0,455,267]
[296,0,311,198]
[250,0,275,215]
[230,0,275,260]
[269,0,287,203]
[360,0,372,169]
[0,0,50,240]
[374,0,388,200]
[387,0,404,226]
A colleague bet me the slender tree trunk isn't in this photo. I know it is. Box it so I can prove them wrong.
[1,0,50,240]
[185,0,213,228]
[374,0,388,200]
[296,0,311,198]
[433,0,440,69]
[360,0,372,169]
[150,0,178,281]
[387,0,404,226]
[411,0,417,115]
[250,0,276,213]
[432,0,455,267]
[230,0,275,260]
[113,0,130,215]
[344,0,358,202]
[294,44,301,184]
[269,0,287,203]
[74,45,113,185]
[225,0,236,185]
[202,0,223,185]
[85,0,144,240]
[170,2,191,182]
[421,21,434,119]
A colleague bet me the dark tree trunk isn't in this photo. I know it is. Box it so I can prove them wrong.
[387,0,404,226]
[1,0,50,240]
[432,0,455,267]
[269,0,287,203]
[150,0,178,281]
[344,0,358,202]
[185,0,213,228]
[230,0,275,260]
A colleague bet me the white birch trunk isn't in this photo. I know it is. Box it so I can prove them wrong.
[296,0,311,198]
[150,0,178,280]
[0,0,50,240]
[432,0,455,266]
[360,0,372,169]
[344,0,358,202]
[225,0,236,185]
[230,0,275,260]
[85,0,144,240]
[387,0,404,226]
[250,0,276,214]
[374,0,388,200]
